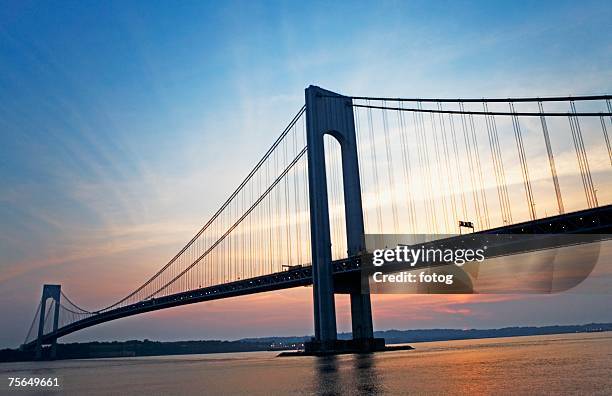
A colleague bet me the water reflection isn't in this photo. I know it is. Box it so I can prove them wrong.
[4,334,609,395]
[315,356,339,395]
[352,354,384,395]
[314,354,384,395]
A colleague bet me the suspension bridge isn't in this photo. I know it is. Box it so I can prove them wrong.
[22,86,612,357]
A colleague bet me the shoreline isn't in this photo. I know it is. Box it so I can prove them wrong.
[2,325,610,363]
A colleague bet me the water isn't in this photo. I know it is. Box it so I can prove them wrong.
[1,332,610,395]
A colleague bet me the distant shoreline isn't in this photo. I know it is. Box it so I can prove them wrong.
[2,322,610,362]
[397,327,611,345]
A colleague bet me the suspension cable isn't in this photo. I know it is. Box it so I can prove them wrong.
[448,113,469,221]
[324,94,612,103]
[430,109,450,232]
[351,103,611,118]
[460,102,483,229]
[382,101,400,233]
[366,101,384,232]
[484,103,512,224]
[569,101,598,208]
[60,291,93,313]
[23,301,42,345]
[538,101,565,214]
[101,106,306,310]
[146,147,308,299]
[397,102,418,233]
[437,103,459,229]
[510,102,536,220]
[600,102,612,166]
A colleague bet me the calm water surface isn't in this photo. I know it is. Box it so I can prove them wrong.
[2,332,611,395]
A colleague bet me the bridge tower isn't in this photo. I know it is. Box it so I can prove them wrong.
[304,86,384,353]
[35,284,61,360]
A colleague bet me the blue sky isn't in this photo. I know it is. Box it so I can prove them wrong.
[0,0,611,347]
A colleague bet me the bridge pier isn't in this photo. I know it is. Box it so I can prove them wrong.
[304,86,383,354]
[35,284,61,360]
[350,292,374,341]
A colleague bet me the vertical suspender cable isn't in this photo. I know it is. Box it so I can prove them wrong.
[569,101,598,207]
[293,122,303,265]
[600,115,612,166]
[416,102,438,233]
[382,101,400,233]
[510,102,537,220]
[284,136,292,267]
[413,109,428,232]
[24,301,42,345]
[538,101,564,214]
[489,107,512,224]
[430,109,450,232]
[459,102,483,229]
[366,100,384,232]
[468,113,490,229]
[275,147,282,271]
[568,110,590,207]
[484,103,510,224]
[600,99,612,166]
[354,108,371,232]
[448,113,469,224]
[397,102,418,233]
[437,103,459,229]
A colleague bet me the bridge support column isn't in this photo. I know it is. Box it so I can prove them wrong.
[305,86,338,348]
[304,86,381,353]
[350,293,373,340]
[35,284,61,360]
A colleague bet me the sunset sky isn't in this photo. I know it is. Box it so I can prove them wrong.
[1,0,611,348]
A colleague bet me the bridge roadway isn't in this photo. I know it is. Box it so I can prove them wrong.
[25,204,612,349]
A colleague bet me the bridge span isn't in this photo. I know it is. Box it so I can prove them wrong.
[24,204,612,352]
[23,87,612,356]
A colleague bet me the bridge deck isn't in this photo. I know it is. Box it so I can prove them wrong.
[25,204,612,349]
